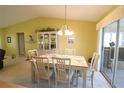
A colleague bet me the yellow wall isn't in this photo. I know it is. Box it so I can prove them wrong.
[0,29,2,48]
[2,17,97,60]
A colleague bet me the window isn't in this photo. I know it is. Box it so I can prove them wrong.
[104,32,116,47]
[119,32,124,47]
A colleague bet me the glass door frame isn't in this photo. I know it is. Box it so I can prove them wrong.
[111,20,120,87]
[100,20,120,87]
[100,27,113,85]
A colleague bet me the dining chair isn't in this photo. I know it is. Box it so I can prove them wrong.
[52,57,73,88]
[64,48,76,55]
[64,48,81,87]
[51,48,60,54]
[65,48,79,86]
[32,56,53,87]
[88,52,99,88]
[28,49,39,83]
[28,49,38,60]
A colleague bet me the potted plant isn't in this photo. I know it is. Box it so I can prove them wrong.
[11,54,16,59]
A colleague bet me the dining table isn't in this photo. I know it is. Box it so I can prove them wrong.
[30,53,89,88]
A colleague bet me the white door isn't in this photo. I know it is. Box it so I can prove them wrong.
[17,33,25,56]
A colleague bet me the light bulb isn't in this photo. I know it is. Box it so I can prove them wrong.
[64,29,70,35]
[69,31,74,35]
[58,30,63,36]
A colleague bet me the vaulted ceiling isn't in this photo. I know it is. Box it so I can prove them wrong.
[0,5,117,28]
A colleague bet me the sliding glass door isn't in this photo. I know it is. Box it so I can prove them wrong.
[113,18,124,87]
[101,21,118,83]
[101,18,124,87]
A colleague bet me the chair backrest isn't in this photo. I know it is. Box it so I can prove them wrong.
[90,52,99,71]
[52,57,71,81]
[51,48,60,54]
[64,48,76,55]
[32,56,49,78]
[28,49,38,60]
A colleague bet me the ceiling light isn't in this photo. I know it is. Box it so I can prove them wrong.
[58,5,74,36]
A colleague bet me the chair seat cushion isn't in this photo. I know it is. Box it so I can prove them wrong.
[39,69,53,80]
[57,69,74,83]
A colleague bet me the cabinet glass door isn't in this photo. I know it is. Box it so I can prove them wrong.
[44,33,49,50]
[51,33,56,49]
[38,34,43,50]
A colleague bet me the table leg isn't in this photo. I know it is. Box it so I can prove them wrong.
[83,69,87,88]
[31,63,35,83]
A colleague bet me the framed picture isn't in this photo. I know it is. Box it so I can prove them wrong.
[68,35,75,44]
[7,37,11,43]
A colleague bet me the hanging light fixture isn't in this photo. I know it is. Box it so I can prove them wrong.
[58,5,74,36]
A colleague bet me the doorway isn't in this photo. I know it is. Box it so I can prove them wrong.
[17,33,25,56]
[100,18,124,87]
[101,21,118,84]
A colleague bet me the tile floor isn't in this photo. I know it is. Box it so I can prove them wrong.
[0,56,111,88]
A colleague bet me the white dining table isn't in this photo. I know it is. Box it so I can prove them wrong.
[31,54,89,88]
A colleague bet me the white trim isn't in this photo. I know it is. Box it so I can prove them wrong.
[97,29,103,71]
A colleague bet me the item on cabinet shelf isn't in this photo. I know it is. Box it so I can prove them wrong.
[51,28,55,31]
[36,27,59,32]
[56,28,59,31]
[42,28,46,31]
[46,27,51,31]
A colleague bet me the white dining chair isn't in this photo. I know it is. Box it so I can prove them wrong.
[64,48,76,55]
[64,48,79,86]
[72,52,99,88]
[28,49,38,60]
[52,57,73,88]
[88,52,99,88]
[32,56,53,87]
[28,49,39,83]
[51,48,60,54]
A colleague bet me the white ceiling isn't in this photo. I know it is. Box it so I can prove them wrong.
[0,5,117,28]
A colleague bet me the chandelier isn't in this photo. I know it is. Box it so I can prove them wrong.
[58,5,74,36]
